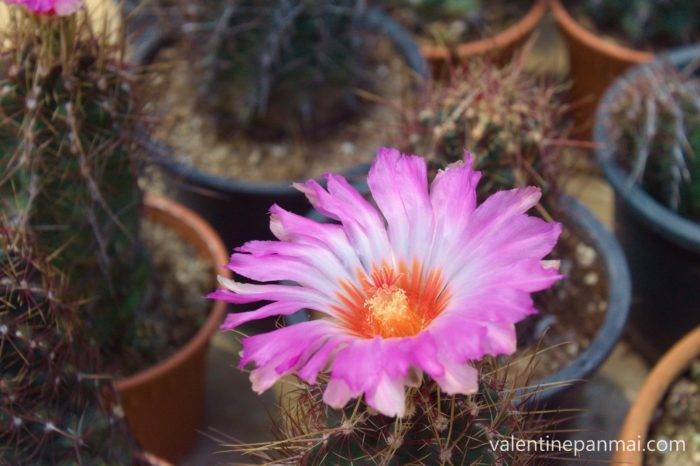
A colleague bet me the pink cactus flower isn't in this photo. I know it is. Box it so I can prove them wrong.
[3,0,82,16]
[212,148,562,417]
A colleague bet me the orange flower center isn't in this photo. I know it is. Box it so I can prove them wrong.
[335,260,450,338]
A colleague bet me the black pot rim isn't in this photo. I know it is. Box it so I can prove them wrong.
[134,7,429,197]
[294,185,631,407]
[593,44,700,254]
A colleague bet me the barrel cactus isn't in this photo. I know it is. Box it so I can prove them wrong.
[235,362,543,465]
[0,227,139,464]
[0,1,149,353]
[171,0,371,139]
[605,63,700,220]
[400,56,568,197]
[580,0,700,49]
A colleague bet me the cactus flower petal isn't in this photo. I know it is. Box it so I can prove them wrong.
[3,0,83,16]
[213,148,562,417]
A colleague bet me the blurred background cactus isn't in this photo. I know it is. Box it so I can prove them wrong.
[605,63,700,220]
[386,0,481,45]
[171,0,372,140]
[385,0,531,47]
[398,54,569,198]
[579,0,700,49]
[0,226,139,464]
[233,360,547,465]
[0,7,149,355]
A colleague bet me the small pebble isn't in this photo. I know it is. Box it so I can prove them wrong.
[575,243,597,267]
[584,272,599,286]
[340,141,355,155]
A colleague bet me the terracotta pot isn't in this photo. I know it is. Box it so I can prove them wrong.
[551,0,653,135]
[614,326,700,465]
[114,194,229,462]
[422,0,547,76]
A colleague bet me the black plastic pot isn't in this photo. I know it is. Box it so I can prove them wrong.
[133,8,428,250]
[521,195,631,407]
[594,45,700,362]
[289,182,631,408]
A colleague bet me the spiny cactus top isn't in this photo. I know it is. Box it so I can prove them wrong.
[212,148,562,417]
[3,0,82,15]
[402,57,567,197]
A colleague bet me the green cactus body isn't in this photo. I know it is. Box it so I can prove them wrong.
[607,64,700,220]
[236,363,542,465]
[185,0,370,140]
[581,0,700,49]
[0,13,149,353]
[0,228,137,464]
[402,58,566,198]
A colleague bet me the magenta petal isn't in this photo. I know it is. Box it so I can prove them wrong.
[323,378,357,410]
[433,360,479,396]
[209,147,563,415]
[239,320,335,369]
[330,339,382,393]
[365,373,406,417]
[367,148,433,259]
[297,339,341,384]
[220,301,307,330]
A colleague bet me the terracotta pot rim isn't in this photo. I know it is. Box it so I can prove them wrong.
[456,0,547,59]
[550,0,653,65]
[420,0,547,61]
[614,326,700,465]
[114,194,229,391]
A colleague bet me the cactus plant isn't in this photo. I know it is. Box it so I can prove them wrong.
[0,3,150,355]
[399,55,569,198]
[172,0,372,139]
[386,0,530,47]
[387,0,481,46]
[0,226,139,464]
[605,63,700,220]
[233,361,546,465]
[579,0,700,49]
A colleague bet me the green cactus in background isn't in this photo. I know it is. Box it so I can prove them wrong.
[400,56,569,198]
[160,0,368,139]
[390,0,481,20]
[0,9,149,354]
[232,360,547,465]
[0,227,139,464]
[581,0,700,49]
[174,0,371,139]
[606,63,700,220]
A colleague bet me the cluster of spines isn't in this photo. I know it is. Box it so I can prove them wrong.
[171,0,370,139]
[400,52,568,199]
[232,360,550,465]
[0,227,138,464]
[608,63,700,219]
[0,8,149,354]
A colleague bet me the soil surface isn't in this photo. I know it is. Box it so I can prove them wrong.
[110,219,213,376]
[512,222,608,384]
[149,37,416,184]
[389,0,532,48]
[646,359,700,466]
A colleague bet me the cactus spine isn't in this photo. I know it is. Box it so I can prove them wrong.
[0,8,149,353]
